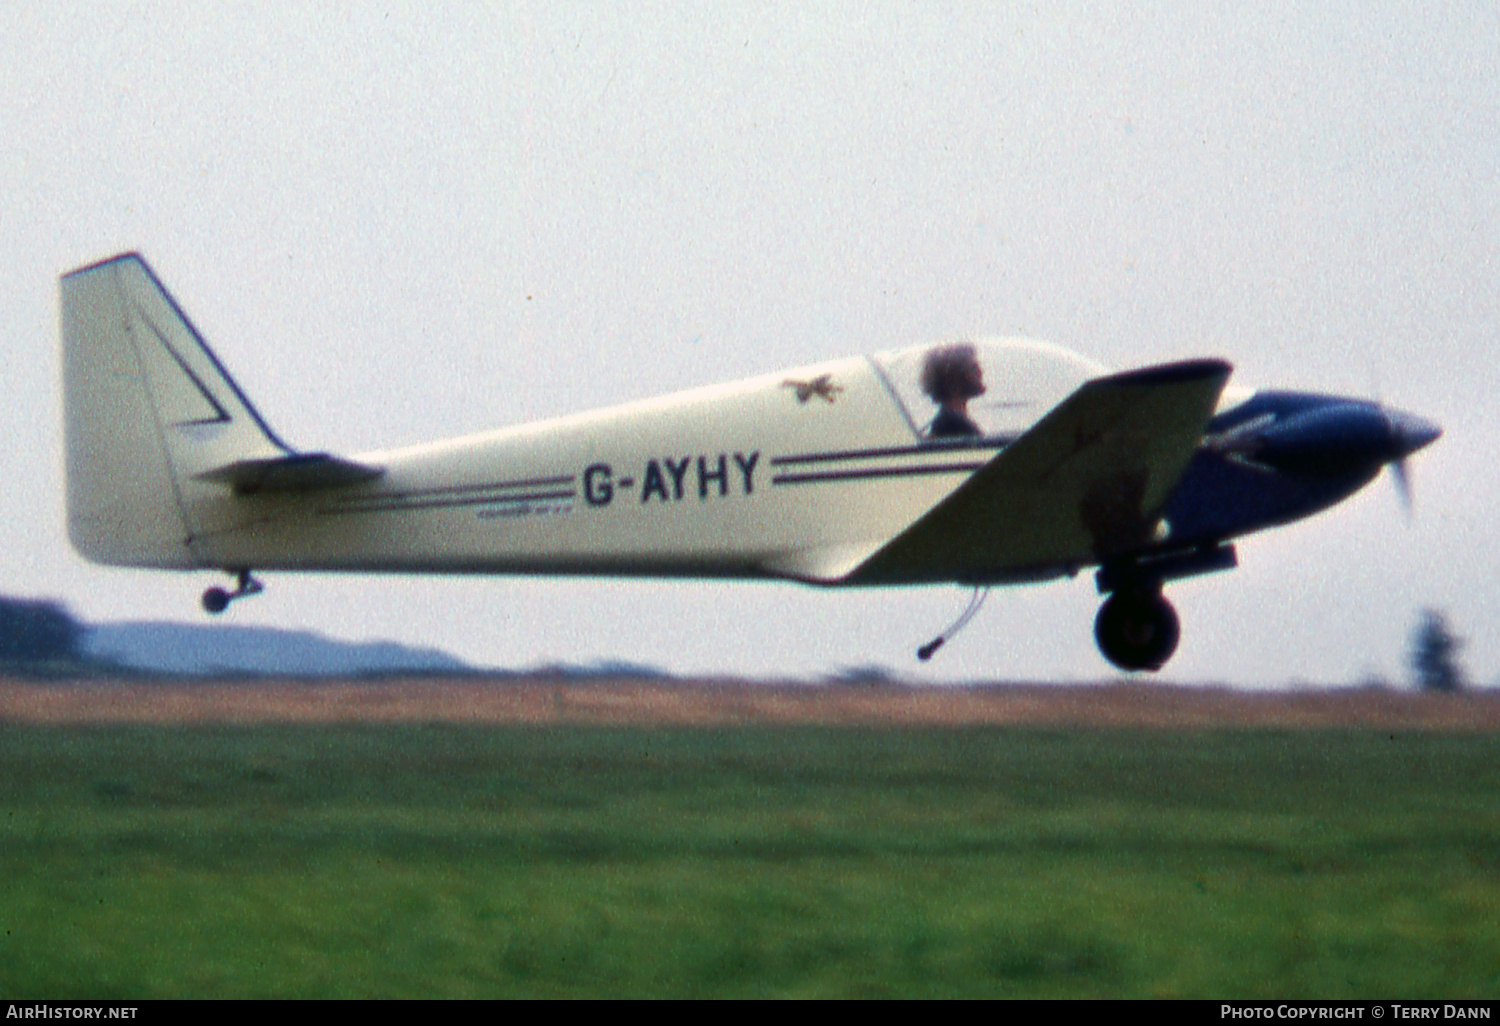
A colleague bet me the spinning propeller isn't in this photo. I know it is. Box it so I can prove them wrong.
[1377,401,1440,520]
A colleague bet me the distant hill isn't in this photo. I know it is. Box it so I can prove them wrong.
[83,622,476,678]
[0,591,671,680]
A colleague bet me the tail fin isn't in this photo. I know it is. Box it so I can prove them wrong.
[61,253,290,567]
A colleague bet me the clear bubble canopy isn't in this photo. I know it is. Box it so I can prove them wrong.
[871,338,1108,441]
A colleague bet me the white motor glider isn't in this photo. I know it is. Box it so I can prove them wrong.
[60,253,1440,671]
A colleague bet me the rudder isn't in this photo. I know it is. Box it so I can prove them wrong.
[61,253,289,568]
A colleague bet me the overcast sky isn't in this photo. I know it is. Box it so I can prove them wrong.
[3,3,1495,685]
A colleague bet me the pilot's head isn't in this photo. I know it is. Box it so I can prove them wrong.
[920,343,987,404]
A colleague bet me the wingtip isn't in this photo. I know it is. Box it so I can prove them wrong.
[1106,358,1233,388]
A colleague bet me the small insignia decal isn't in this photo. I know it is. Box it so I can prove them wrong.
[781,374,844,404]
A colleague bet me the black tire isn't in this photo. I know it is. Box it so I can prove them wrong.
[1094,590,1180,672]
[201,587,231,615]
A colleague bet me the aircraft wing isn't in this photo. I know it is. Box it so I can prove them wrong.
[845,359,1232,584]
[194,453,384,495]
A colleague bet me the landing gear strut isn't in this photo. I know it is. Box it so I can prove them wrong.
[1094,588,1180,672]
[201,570,263,615]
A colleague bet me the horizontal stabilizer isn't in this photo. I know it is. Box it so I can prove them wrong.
[195,453,385,495]
[847,359,1233,584]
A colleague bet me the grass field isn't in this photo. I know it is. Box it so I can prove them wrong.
[1,723,1498,998]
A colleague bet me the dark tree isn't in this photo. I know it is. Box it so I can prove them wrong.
[0,597,84,662]
[1410,608,1465,693]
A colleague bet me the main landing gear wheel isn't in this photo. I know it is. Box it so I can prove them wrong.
[1094,590,1180,672]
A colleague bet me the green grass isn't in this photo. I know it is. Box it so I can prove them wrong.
[0,724,1497,997]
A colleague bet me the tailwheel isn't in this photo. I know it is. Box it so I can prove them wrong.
[1094,589,1180,672]
[201,570,263,615]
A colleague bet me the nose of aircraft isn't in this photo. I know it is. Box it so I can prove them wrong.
[1251,399,1441,476]
[1384,408,1442,459]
